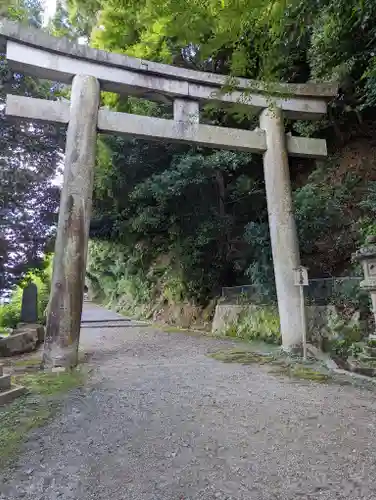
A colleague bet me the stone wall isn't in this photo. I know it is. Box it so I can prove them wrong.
[211,303,361,344]
[211,304,261,334]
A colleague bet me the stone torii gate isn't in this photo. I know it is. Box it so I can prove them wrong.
[0,19,337,367]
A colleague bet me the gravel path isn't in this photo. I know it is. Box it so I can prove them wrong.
[1,302,376,499]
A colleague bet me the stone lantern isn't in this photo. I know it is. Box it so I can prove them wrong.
[353,236,376,369]
[353,235,376,339]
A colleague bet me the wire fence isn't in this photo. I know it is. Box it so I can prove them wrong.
[221,277,368,310]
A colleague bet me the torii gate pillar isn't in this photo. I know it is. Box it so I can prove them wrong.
[260,107,302,350]
[0,19,338,363]
[43,75,100,369]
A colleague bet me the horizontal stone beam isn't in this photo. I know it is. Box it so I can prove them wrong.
[98,110,266,152]
[100,112,327,157]
[0,18,338,99]
[5,95,327,158]
[6,94,70,124]
[286,135,327,158]
[7,41,327,119]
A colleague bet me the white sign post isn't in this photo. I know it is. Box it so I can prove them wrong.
[293,266,309,360]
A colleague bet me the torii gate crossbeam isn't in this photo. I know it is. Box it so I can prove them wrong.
[0,19,338,367]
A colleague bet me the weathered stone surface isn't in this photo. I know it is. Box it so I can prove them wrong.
[0,373,11,390]
[173,98,200,123]
[260,107,302,350]
[306,305,338,345]
[0,385,26,406]
[1,22,335,96]
[99,109,267,153]
[3,29,332,118]
[6,94,70,124]
[347,358,376,377]
[0,329,38,356]
[43,74,100,370]
[211,304,264,334]
[306,343,339,369]
[6,96,329,159]
[286,134,327,158]
[0,19,338,98]
[20,282,38,323]
[16,323,45,343]
[211,303,354,346]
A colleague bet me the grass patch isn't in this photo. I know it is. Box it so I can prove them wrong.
[159,325,188,333]
[161,325,203,336]
[13,357,42,368]
[0,370,85,466]
[209,348,332,383]
[13,370,85,396]
[272,364,331,383]
[291,366,330,382]
[10,352,91,373]
[209,349,276,365]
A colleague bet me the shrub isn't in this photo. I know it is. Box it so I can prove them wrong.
[223,306,281,344]
[327,317,363,360]
[0,255,52,328]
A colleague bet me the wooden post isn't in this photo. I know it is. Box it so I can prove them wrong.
[43,75,100,369]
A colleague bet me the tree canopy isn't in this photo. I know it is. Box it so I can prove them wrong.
[4,0,376,307]
[0,0,64,294]
[58,0,375,305]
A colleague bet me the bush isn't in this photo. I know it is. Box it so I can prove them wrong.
[294,182,346,255]
[223,306,281,344]
[0,255,52,329]
[243,222,276,301]
[0,302,20,329]
[327,317,363,360]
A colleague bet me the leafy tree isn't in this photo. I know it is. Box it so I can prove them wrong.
[67,0,376,305]
[0,0,64,294]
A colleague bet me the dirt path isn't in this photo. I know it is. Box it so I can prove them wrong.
[1,302,376,499]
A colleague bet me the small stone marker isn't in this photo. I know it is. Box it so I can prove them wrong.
[20,282,38,323]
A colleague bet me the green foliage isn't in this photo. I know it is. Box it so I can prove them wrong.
[17,370,84,396]
[328,317,362,360]
[87,240,154,315]
[72,0,376,124]
[64,0,376,312]
[223,307,281,344]
[294,183,344,254]
[330,281,369,310]
[243,222,276,301]
[210,349,332,383]
[242,163,361,292]
[1,0,63,293]
[0,255,52,328]
[90,131,264,302]
[349,342,364,358]
[0,369,84,466]
[210,349,276,364]
[358,181,376,241]
[0,300,20,330]
[330,338,352,359]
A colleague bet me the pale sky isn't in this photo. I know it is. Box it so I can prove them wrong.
[42,0,57,24]
[42,0,62,187]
